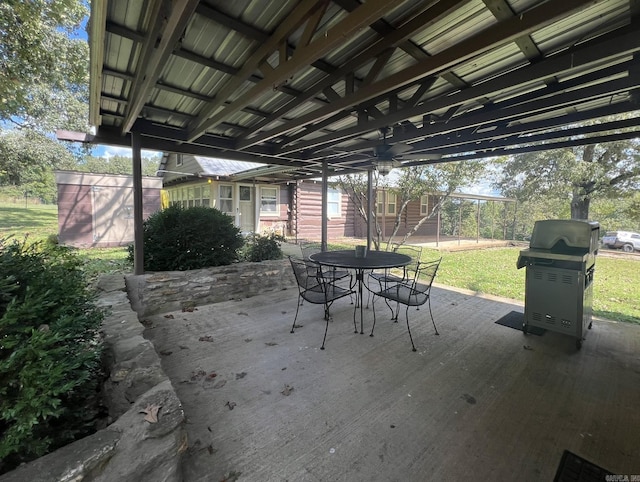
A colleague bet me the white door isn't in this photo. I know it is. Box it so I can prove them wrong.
[238,185,255,233]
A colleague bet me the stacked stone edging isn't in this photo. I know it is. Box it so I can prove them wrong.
[125,258,296,317]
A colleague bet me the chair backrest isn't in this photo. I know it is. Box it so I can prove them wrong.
[289,256,321,291]
[392,243,423,277]
[300,242,322,261]
[410,257,442,296]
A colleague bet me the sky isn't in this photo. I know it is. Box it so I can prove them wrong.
[91,144,162,160]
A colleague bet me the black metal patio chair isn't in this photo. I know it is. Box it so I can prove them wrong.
[370,257,442,352]
[289,256,356,350]
[367,243,422,310]
[300,242,351,283]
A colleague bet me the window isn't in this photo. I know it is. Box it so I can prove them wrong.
[201,184,210,207]
[239,186,252,202]
[420,195,429,215]
[219,185,233,214]
[194,187,201,207]
[376,190,395,215]
[187,188,194,207]
[176,154,183,167]
[327,188,341,217]
[260,187,278,214]
[387,192,396,215]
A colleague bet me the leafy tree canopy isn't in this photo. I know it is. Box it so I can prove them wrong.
[0,0,89,132]
[76,155,161,177]
[495,116,640,219]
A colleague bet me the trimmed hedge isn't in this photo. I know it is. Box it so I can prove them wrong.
[0,239,105,474]
[130,205,244,271]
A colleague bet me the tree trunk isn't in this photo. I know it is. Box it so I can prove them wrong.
[570,193,590,219]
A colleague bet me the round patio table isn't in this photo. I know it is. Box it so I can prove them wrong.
[310,249,411,334]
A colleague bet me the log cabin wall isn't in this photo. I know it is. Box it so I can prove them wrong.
[294,181,355,241]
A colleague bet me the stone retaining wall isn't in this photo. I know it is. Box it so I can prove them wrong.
[125,258,296,317]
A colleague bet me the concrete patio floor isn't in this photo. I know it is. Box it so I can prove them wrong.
[143,284,640,481]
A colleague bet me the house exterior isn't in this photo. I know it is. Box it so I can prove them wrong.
[55,171,162,247]
[158,154,441,241]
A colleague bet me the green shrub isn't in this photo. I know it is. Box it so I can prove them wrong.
[241,232,285,262]
[130,205,244,271]
[0,238,105,474]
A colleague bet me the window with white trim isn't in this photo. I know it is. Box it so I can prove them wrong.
[201,184,210,207]
[219,185,233,214]
[420,195,429,215]
[327,188,341,217]
[387,192,396,215]
[260,187,278,214]
[376,191,384,215]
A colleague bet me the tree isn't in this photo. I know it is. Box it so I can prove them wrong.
[0,129,77,202]
[0,0,89,132]
[495,119,640,220]
[77,155,161,177]
[335,160,486,249]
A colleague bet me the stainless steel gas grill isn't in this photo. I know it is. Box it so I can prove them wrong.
[516,220,600,349]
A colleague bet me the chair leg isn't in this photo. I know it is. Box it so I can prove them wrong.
[428,296,439,335]
[405,305,417,352]
[291,295,302,333]
[321,310,330,350]
[370,295,377,337]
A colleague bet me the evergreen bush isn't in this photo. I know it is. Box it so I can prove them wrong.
[241,232,285,262]
[0,238,105,474]
[130,205,244,271]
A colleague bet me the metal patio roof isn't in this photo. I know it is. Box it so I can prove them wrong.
[80,0,640,180]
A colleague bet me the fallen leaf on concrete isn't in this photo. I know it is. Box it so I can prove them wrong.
[244,338,252,343]
[264,342,278,346]
[164,314,174,319]
[225,401,237,410]
[523,345,534,351]
[281,384,294,396]
[159,350,172,356]
[206,372,217,380]
[213,380,227,389]
[140,403,161,423]
[235,372,247,380]
[199,335,214,342]
[190,369,207,381]
[220,470,242,482]
[141,319,154,327]
[293,324,303,329]
[182,306,196,312]
[237,312,248,316]
[179,345,189,350]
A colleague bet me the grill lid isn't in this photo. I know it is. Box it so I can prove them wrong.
[529,220,599,252]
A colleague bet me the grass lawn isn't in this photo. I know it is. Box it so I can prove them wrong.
[2,202,638,324]
[422,246,640,324]
[0,202,132,281]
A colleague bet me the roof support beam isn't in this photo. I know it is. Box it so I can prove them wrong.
[121,0,200,134]
[241,0,606,152]
[236,0,468,148]
[187,0,332,140]
[279,21,640,155]
[189,0,407,141]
